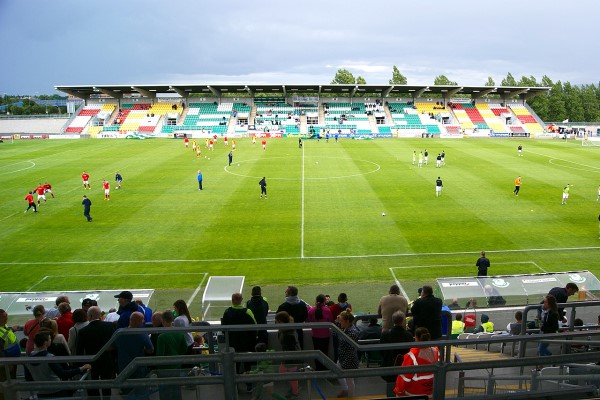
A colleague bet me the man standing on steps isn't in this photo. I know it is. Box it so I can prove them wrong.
[197,170,203,190]
[259,176,267,199]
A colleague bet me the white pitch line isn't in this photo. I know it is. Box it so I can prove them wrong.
[0,212,21,223]
[527,149,600,171]
[0,160,36,175]
[0,246,598,266]
[187,272,209,307]
[26,276,49,292]
[301,144,305,259]
[46,273,207,277]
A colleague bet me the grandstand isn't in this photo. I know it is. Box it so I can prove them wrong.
[53,83,551,138]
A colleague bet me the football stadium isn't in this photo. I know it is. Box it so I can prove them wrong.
[2,0,600,398]
[1,81,600,399]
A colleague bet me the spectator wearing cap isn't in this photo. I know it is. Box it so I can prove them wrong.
[114,291,144,329]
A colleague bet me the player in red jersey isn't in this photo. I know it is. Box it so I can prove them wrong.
[43,182,55,198]
[82,171,91,190]
[262,139,267,151]
[24,191,37,213]
[34,184,46,205]
[102,179,110,200]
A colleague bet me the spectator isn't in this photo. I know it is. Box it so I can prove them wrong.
[246,286,269,346]
[156,310,188,358]
[81,298,96,314]
[0,309,21,379]
[173,299,194,352]
[329,293,352,361]
[115,290,144,329]
[410,285,443,340]
[359,318,382,340]
[135,299,153,324]
[27,331,91,398]
[546,283,578,323]
[507,311,523,335]
[380,311,414,397]
[104,307,119,323]
[336,310,360,398]
[46,296,69,319]
[394,327,440,398]
[39,318,70,356]
[538,295,559,357]
[114,312,154,382]
[55,302,74,340]
[150,311,164,352]
[451,314,465,338]
[275,311,300,399]
[276,286,309,349]
[306,294,334,371]
[378,284,408,331]
[67,308,88,355]
[473,314,494,333]
[221,292,257,376]
[76,306,116,398]
[324,295,335,306]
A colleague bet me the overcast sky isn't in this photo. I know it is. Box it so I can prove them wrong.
[1,0,598,95]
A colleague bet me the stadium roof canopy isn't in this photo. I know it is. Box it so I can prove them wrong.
[55,83,549,100]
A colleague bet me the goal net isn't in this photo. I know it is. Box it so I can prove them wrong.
[582,134,600,146]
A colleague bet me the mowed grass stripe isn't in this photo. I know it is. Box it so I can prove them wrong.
[1,138,599,299]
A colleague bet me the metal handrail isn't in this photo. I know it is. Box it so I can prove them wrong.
[2,317,600,399]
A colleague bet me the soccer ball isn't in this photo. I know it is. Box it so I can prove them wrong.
[208,157,210,160]
[381,212,386,216]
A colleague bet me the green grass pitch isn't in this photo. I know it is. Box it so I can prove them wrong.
[1,137,599,317]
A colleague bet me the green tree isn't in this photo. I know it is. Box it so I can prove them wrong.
[389,66,407,85]
[563,82,585,122]
[501,72,517,86]
[580,84,600,121]
[433,75,457,85]
[518,75,538,87]
[331,69,356,84]
[356,76,367,84]
[547,81,567,122]
[485,77,495,86]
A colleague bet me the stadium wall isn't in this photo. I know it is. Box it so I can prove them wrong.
[0,117,66,134]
